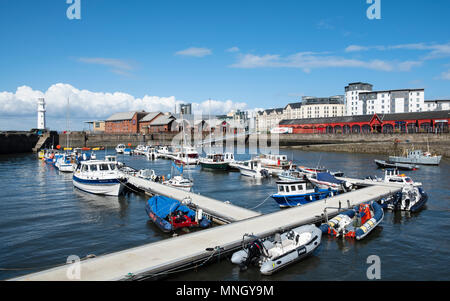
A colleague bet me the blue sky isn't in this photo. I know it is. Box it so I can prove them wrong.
[0,0,449,130]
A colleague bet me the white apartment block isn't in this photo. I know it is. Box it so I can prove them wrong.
[423,99,450,112]
[256,108,285,132]
[285,96,345,120]
[345,82,425,116]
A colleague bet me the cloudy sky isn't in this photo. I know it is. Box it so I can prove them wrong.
[0,0,449,130]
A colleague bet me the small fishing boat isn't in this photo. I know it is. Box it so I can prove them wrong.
[319,201,384,240]
[73,160,125,196]
[271,180,338,207]
[199,153,235,170]
[379,186,428,212]
[115,144,125,154]
[374,159,419,171]
[231,224,322,275]
[157,145,175,158]
[307,172,352,192]
[389,149,441,166]
[145,195,211,233]
[234,160,269,179]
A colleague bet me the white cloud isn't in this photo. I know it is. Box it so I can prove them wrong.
[175,47,212,57]
[344,42,450,59]
[0,84,249,128]
[226,47,240,53]
[78,57,134,76]
[230,52,420,72]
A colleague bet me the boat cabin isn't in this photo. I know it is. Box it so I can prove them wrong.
[76,160,118,173]
[384,169,414,184]
[276,180,315,195]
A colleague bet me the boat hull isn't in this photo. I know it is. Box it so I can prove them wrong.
[272,190,336,207]
[388,155,441,165]
[73,175,124,196]
[199,162,230,170]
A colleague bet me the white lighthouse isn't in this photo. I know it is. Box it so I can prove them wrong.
[37,98,46,130]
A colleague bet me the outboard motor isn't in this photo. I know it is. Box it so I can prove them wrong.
[240,239,264,271]
[260,169,269,178]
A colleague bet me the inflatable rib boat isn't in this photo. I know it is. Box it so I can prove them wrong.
[379,186,428,213]
[320,201,384,240]
[231,224,322,275]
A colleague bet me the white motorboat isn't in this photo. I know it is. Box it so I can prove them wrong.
[115,144,126,154]
[73,160,125,196]
[156,146,175,158]
[256,154,290,170]
[163,175,194,192]
[231,224,322,275]
[56,153,77,173]
[234,160,269,179]
[278,169,304,182]
[366,168,422,187]
[145,147,159,160]
[172,146,199,165]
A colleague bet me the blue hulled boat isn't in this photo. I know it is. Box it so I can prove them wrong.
[145,195,211,233]
[271,180,339,207]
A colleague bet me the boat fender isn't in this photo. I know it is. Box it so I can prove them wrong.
[196,209,203,221]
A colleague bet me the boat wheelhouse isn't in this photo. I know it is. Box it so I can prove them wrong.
[271,180,338,207]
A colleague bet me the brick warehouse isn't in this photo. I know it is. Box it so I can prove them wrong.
[105,111,149,133]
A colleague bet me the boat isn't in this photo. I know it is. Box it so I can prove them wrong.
[172,146,199,165]
[145,147,159,160]
[145,195,211,233]
[319,201,384,240]
[256,154,290,170]
[230,224,321,275]
[199,153,235,170]
[374,159,419,171]
[379,186,428,212]
[162,162,194,191]
[307,172,353,192]
[366,168,422,187]
[123,148,132,156]
[271,180,338,207]
[298,166,344,177]
[56,153,77,172]
[163,176,194,192]
[389,149,441,166]
[157,145,175,158]
[73,160,125,196]
[278,169,305,182]
[133,145,147,155]
[234,160,269,179]
[115,144,125,154]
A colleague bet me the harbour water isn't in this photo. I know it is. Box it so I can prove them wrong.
[0,150,449,280]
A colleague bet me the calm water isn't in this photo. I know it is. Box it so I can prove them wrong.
[0,150,449,280]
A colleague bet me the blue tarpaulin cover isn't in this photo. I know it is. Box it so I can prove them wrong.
[316,172,344,184]
[147,195,194,219]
